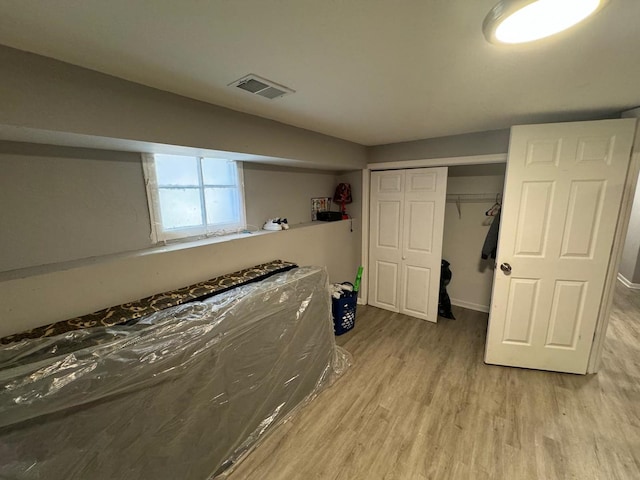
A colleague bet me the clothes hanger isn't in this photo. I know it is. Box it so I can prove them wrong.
[485,193,502,217]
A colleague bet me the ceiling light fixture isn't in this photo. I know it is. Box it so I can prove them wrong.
[483,0,609,45]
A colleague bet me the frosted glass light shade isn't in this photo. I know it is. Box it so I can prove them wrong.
[483,0,608,45]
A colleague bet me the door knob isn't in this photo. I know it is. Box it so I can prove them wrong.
[500,263,512,275]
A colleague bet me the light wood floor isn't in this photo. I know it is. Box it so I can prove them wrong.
[229,285,640,480]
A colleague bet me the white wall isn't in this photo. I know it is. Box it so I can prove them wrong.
[0,221,358,338]
[244,163,338,228]
[0,141,363,337]
[0,44,367,337]
[619,168,640,284]
[336,169,364,276]
[619,108,640,285]
[442,165,505,312]
[0,141,353,273]
[368,129,511,163]
[0,142,152,272]
[0,45,366,170]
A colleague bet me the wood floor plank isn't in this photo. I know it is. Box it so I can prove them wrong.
[228,284,640,480]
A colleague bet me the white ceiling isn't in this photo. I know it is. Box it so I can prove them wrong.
[0,0,638,146]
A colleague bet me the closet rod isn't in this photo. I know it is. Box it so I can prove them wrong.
[445,193,502,203]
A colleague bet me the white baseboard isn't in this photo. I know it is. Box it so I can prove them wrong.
[450,298,490,313]
[617,273,640,290]
[357,297,366,305]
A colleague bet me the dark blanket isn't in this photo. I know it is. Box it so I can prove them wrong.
[0,260,297,345]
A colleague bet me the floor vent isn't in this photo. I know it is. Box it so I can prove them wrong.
[229,74,294,100]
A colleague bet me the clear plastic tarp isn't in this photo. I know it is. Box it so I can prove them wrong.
[0,266,350,479]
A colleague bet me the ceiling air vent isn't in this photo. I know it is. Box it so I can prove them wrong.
[229,74,294,100]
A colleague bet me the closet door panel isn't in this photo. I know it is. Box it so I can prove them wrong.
[406,201,435,253]
[369,171,404,313]
[377,201,402,249]
[374,261,399,308]
[400,168,448,322]
[402,265,431,317]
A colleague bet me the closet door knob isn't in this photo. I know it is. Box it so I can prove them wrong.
[500,263,512,275]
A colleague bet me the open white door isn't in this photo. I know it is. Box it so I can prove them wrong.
[485,119,636,374]
[369,167,447,322]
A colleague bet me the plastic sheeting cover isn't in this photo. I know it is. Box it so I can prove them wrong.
[0,266,350,479]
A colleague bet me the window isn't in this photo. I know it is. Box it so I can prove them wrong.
[142,154,245,242]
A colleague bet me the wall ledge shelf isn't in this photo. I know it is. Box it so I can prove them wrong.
[0,219,353,283]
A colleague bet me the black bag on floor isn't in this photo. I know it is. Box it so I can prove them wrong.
[438,259,455,320]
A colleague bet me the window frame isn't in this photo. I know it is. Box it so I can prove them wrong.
[142,153,246,243]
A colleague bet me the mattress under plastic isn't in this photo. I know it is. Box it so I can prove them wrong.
[0,266,350,479]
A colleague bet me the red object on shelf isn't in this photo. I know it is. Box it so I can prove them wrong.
[333,183,352,219]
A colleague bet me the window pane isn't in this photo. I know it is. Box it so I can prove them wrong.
[205,187,239,225]
[155,154,199,186]
[202,158,236,186]
[158,188,203,229]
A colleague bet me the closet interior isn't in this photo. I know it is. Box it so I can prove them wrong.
[368,163,506,322]
[442,163,506,315]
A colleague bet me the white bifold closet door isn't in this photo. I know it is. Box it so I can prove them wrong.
[369,167,447,322]
[485,119,636,374]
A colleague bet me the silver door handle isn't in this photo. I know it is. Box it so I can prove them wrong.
[500,263,512,275]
